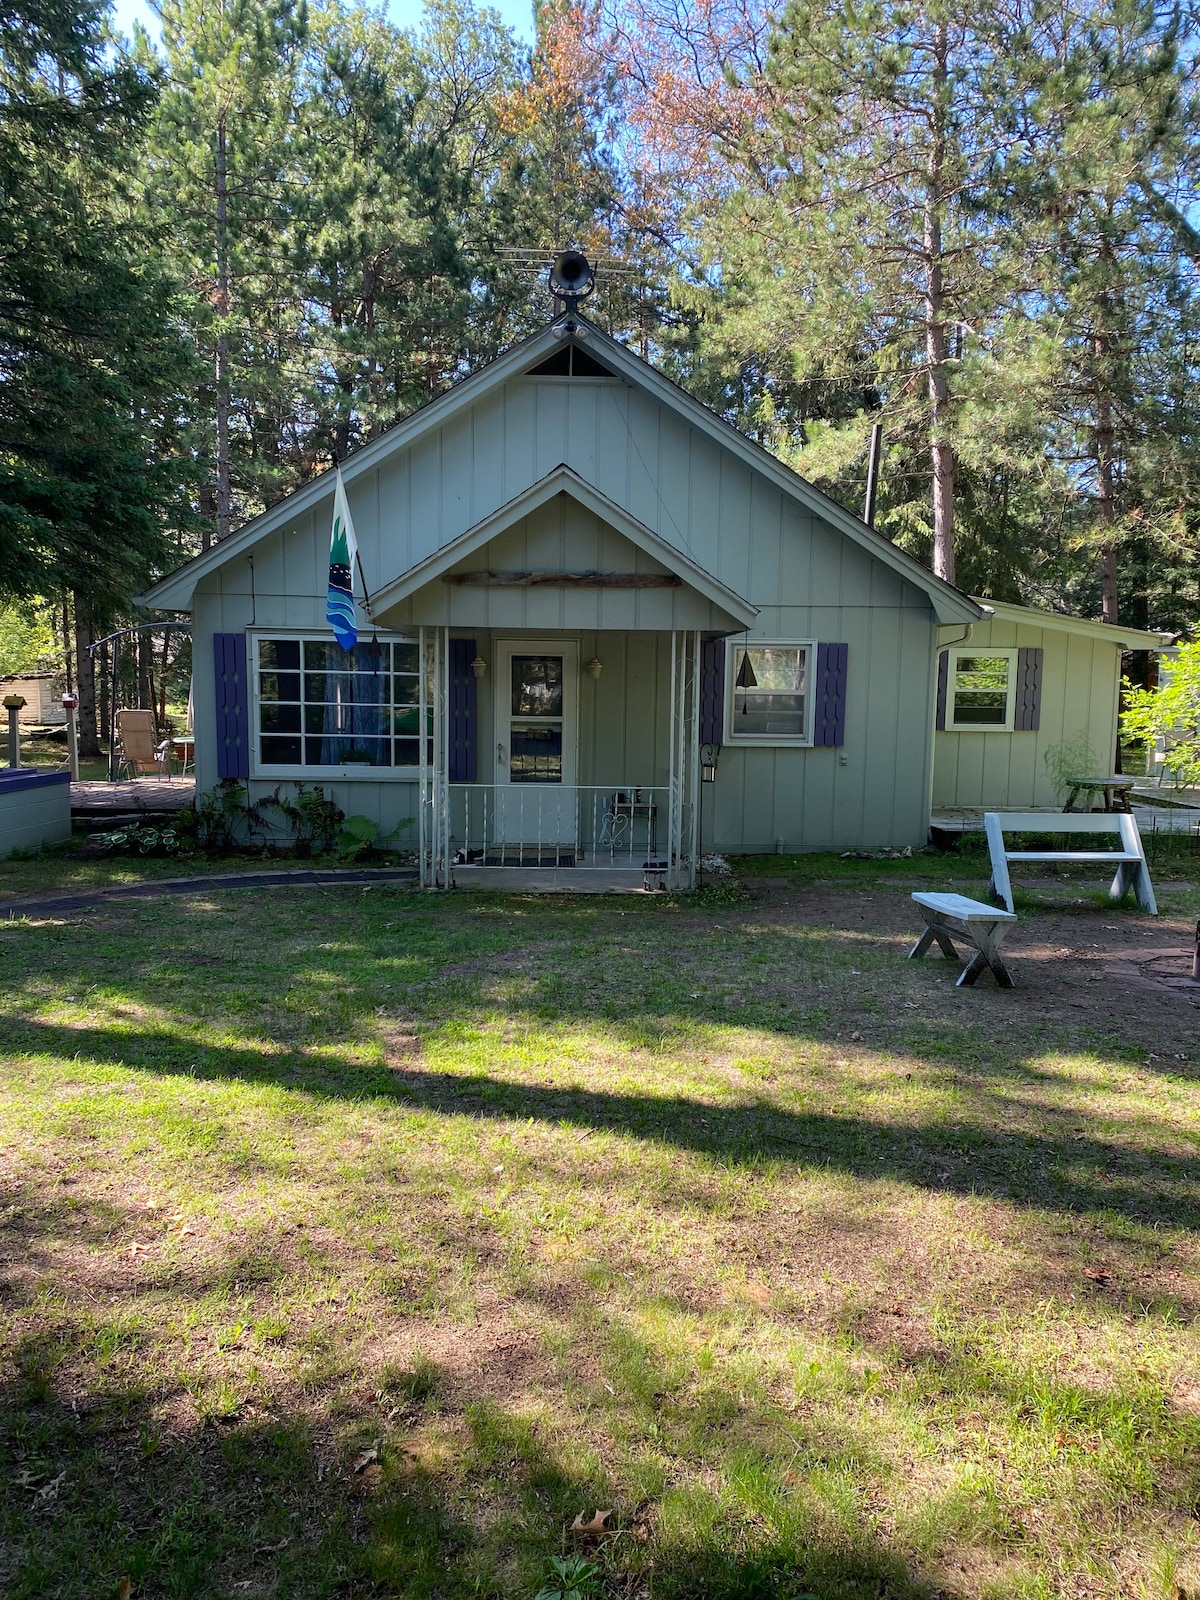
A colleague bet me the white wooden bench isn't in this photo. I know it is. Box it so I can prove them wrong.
[984,811,1157,916]
[909,892,1018,987]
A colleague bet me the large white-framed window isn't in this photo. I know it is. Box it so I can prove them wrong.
[251,632,422,779]
[724,641,814,745]
[946,648,1018,731]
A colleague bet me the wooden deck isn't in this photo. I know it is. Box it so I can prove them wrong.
[71,778,195,816]
[931,802,1198,840]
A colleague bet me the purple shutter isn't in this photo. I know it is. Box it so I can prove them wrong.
[213,632,249,780]
[699,637,726,746]
[935,649,949,731]
[812,642,848,747]
[1014,646,1043,731]
[448,637,478,783]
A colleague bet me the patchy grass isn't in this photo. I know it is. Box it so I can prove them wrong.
[1,852,1200,1599]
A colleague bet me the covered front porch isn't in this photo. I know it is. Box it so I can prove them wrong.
[365,464,757,891]
[411,627,707,890]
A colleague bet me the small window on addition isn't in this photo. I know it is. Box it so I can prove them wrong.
[726,643,812,744]
[948,650,1017,731]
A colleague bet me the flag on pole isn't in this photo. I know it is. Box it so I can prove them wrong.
[326,466,359,651]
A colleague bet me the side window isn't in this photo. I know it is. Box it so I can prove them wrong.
[947,650,1017,731]
[725,643,812,744]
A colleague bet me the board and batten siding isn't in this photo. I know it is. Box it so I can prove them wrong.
[932,618,1122,810]
[188,371,943,852]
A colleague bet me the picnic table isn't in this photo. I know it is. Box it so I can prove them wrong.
[1063,775,1135,813]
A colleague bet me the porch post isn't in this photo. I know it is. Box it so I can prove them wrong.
[667,630,678,888]
[418,625,428,888]
[440,626,451,890]
[675,631,689,889]
[688,629,701,888]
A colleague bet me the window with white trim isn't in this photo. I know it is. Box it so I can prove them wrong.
[255,636,422,770]
[725,642,812,744]
[947,649,1017,731]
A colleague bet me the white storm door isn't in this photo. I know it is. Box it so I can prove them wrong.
[494,640,578,845]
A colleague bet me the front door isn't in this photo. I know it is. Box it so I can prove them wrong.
[494,640,578,847]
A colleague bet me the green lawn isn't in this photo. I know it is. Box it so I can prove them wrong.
[2,849,1200,1599]
[12,728,110,780]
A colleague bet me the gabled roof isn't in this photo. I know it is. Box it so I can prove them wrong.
[143,314,983,625]
[370,464,759,631]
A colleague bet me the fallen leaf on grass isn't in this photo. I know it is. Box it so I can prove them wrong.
[118,1579,133,1600]
[1084,1268,1111,1284]
[353,1441,380,1473]
[571,1509,614,1542]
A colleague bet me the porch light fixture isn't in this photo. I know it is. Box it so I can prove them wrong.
[734,648,757,715]
[471,654,487,679]
[587,657,603,680]
[701,742,719,783]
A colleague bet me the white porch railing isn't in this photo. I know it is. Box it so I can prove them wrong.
[447,784,686,874]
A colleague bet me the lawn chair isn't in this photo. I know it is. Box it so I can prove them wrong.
[115,709,171,780]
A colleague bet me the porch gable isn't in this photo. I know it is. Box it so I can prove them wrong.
[371,465,758,635]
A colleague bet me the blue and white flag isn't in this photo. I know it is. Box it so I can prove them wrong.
[326,466,359,651]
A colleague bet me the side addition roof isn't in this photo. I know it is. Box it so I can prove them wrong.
[973,600,1169,651]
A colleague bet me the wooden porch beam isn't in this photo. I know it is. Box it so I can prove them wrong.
[445,569,682,588]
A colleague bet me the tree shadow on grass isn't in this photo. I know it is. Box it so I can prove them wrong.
[7,1010,1200,1240]
[0,1316,945,1600]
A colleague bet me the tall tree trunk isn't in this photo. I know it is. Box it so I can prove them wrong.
[73,604,99,758]
[214,112,233,544]
[61,594,73,694]
[1095,328,1119,625]
[158,632,170,730]
[924,22,956,587]
[138,631,154,719]
[98,641,110,757]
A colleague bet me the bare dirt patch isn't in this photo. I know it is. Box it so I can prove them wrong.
[736,879,1200,1051]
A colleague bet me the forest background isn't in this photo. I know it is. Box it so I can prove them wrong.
[1,0,1197,752]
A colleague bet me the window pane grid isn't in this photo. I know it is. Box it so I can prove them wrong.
[256,636,421,769]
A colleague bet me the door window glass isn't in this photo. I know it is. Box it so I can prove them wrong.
[511,656,564,717]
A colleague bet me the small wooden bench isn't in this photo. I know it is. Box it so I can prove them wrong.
[984,811,1157,916]
[909,892,1018,987]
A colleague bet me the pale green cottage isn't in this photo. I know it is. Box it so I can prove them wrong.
[144,313,987,885]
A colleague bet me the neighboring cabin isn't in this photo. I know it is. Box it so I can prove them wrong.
[0,674,65,726]
[141,314,1157,883]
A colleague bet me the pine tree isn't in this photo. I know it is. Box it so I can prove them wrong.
[1014,0,1200,624]
[143,0,307,541]
[0,0,197,606]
